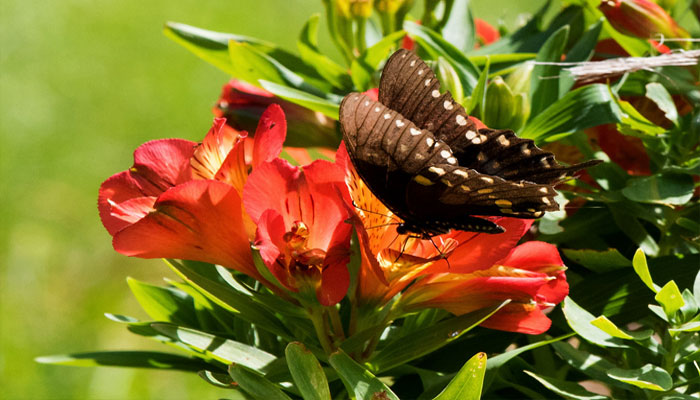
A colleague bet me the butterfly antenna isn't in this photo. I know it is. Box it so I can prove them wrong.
[351,200,401,223]
[393,235,410,264]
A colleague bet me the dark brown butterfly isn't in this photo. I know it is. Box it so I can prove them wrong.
[340,49,600,236]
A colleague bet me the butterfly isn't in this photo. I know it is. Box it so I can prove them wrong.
[339,49,601,236]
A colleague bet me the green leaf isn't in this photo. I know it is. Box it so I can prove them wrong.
[285,342,331,400]
[198,370,237,388]
[328,349,399,400]
[228,364,293,400]
[645,82,678,126]
[560,19,603,94]
[127,277,198,326]
[632,248,658,293]
[166,260,293,339]
[562,248,631,273]
[607,364,673,391]
[151,324,276,370]
[437,57,465,103]
[433,352,487,400]
[520,84,621,142]
[551,341,624,388]
[524,370,609,400]
[529,25,569,118]
[260,80,340,120]
[298,14,352,90]
[468,1,551,55]
[562,297,627,348]
[669,321,700,333]
[679,289,699,322]
[616,97,665,136]
[403,21,480,93]
[467,58,488,114]
[622,173,695,206]
[35,351,212,372]
[350,30,405,91]
[590,316,653,340]
[369,302,506,373]
[440,0,475,53]
[228,41,326,98]
[163,22,331,92]
[609,204,660,257]
[655,281,685,319]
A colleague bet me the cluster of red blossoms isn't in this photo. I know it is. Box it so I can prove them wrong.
[99,86,568,335]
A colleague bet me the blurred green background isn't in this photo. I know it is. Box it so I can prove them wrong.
[0,0,546,398]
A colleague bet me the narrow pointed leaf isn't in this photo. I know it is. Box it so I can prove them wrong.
[520,84,621,142]
[369,302,506,373]
[645,83,678,126]
[529,25,569,118]
[560,19,603,94]
[229,364,293,400]
[298,14,351,90]
[403,21,480,93]
[591,316,653,340]
[198,370,237,388]
[524,371,609,399]
[433,352,487,400]
[328,349,399,400]
[467,58,489,114]
[350,30,406,91]
[440,0,475,53]
[285,342,331,400]
[166,259,293,339]
[622,173,694,206]
[607,364,673,391]
[551,341,626,389]
[35,351,212,372]
[562,297,627,348]
[632,249,658,293]
[260,80,340,119]
[127,277,198,326]
[151,324,277,371]
[562,248,631,273]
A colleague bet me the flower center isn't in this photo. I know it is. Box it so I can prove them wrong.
[283,221,326,273]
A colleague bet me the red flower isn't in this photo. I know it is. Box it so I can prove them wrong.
[98,106,288,283]
[214,80,339,147]
[337,142,568,334]
[599,0,689,42]
[475,18,500,47]
[243,158,352,306]
[590,124,651,176]
[401,242,568,334]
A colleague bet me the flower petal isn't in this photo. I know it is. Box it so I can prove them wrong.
[243,158,303,226]
[480,303,552,335]
[252,104,287,168]
[129,138,196,193]
[437,217,534,273]
[112,180,260,280]
[191,118,242,180]
[255,209,295,290]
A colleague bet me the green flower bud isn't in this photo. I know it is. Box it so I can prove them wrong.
[436,57,464,103]
[509,93,530,131]
[483,76,516,129]
[504,62,533,96]
[349,0,374,18]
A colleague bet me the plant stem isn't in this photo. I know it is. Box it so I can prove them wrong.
[308,307,335,354]
[329,306,346,341]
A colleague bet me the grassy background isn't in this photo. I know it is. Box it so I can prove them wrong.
[0,1,546,398]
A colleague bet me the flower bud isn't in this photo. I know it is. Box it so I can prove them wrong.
[483,76,516,129]
[214,80,339,148]
[509,93,530,132]
[349,0,374,18]
[435,57,464,103]
[599,0,690,41]
[504,62,533,97]
[375,0,405,13]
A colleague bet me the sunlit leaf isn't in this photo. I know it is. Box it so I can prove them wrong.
[525,370,609,399]
[36,351,212,372]
[127,277,198,327]
[433,352,487,400]
[562,248,631,273]
[260,80,340,119]
[562,297,627,348]
[529,25,569,118]
[298,14,352,90]
[655,281,685,319]
[632,248,658,293]
[285,342,331,400]
[590,316,653,340]
[622,173,695,206]
[329,349,399,400]
[607,364,673,391]
[228,364,292,400]
[645,82,678,126]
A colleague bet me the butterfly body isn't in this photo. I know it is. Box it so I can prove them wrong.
[340,49,601,235]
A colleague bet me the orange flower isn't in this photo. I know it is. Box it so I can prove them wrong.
[599,0,689,41]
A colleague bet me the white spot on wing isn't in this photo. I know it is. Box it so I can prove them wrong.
[444,101,453,110]
[426,137,434,146]
[374,106,381,112]
[456,115,467,126]
[432,90,440,98]
[440,150,451,158]
[410,128,421,136]
[465,130,476,140]
[384,113,391,120]
[396,120,405,128]
[429,166,446,175]
[410,60,416,67]
[424,79,431,86]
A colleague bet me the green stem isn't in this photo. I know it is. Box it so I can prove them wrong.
[322,0,353,66]
[329,306,346,341]
[354,17,367,56]
[308,307,335,354]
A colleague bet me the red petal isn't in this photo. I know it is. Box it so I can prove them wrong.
[255,209,295,290]
[252,104,286,168]
[500,241,564,271]
[475,18,500,45]
[317,223,352,306]
[438,218,533,273]
[243,158,302,225]
[112,180,260,280]
[191,118,242,180]
[130,139,196,193]
[99,171,151,235]
[363,88,379,102]
[481,303,552,334]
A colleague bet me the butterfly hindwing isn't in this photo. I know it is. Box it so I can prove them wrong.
[405,163,559,220]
